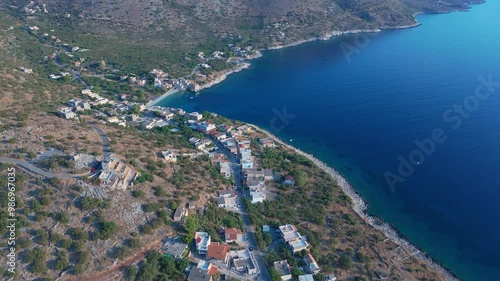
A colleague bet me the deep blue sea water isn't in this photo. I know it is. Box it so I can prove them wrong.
[160,2,500,280]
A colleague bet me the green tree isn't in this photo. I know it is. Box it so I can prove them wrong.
[56,211,70,223]
[25,247,47,273]
[338,255,353,270]
[269,267,282,281]
[55,250,69,271]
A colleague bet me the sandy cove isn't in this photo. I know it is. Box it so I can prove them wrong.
[146,88,179,108]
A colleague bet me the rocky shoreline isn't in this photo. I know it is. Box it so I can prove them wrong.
[251,124,461,281]
[195,62,252,92]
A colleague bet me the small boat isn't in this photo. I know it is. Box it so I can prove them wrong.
[290,139,293,142]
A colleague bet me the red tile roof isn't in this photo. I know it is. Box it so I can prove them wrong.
[224,228,242,241]
[208,266,218,275]
[207,243,229,261]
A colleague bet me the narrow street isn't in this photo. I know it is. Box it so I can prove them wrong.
[212,139,271,281]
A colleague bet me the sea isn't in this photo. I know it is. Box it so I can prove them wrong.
[159,1,500,280]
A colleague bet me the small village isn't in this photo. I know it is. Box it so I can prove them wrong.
[52,84,334,280]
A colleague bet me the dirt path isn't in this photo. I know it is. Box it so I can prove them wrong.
[61,240,162,281]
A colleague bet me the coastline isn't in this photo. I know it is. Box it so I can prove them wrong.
[151,4,487,280]
[151,1,485,102]
[250,124,461,281]
[194,61,254,92]
[188,22,422,92]
[145,88,179,108]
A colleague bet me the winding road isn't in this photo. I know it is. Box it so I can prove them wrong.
[0,157,88,179]
[0,122,108,179]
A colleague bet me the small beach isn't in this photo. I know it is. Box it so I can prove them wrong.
[146,88,179,108]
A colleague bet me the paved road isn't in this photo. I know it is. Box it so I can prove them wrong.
[54,54,88,87]
[0,124,108,179]
[0,157,88,179]
[87,122,111,159]
[212,139,271,281]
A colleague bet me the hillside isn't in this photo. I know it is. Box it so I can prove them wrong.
[2,0,483,75]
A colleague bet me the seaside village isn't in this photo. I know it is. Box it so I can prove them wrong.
[54,84,334,281]
[37,25,258,93]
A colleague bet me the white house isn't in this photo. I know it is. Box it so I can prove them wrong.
[162,150,177,163]
[195,232,211,255]
[216,197,236,209]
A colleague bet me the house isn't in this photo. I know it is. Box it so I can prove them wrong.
[237,139,251,150]
[99,154,138,189]
[188,201,197,210]
[224,228,244,243]
[189,137,201,145]
[249,190,265,204]
[197,122,216,133]
[161,150,177,163]
[189,111,204,121]
[237,125,253,133]
[207,243,230,264]
[58,107,76,119]
[229,130,241,138]
[189,82,202,92]
[239,148,252,160]
[304,252,321,274]
[219,162,231,178]
[154,77,163,88]
[173,79,189,90]
[222,139,238,154]
[197,260,218,276]
[93,97,109,105]
[187,267,212,281]
[278,224,310,253]
[149,68,167,78]
[325,274,337,281]
[240,158,254,169]
[239,148,254,169]
[298,275,315,281]
[136,79,147,86]
[173,206,187,222]
[216,197,236,209]
[288,238,310,253]
[20,67,33,74]
[273,260,292,281]
[195,139,212,150]
[141,119,158,129]
[217,124,233,132]
[159,110,174,120]
[215,132,227,141]
[230,249,257,275]
[107,116,120,124]
[161,240,188,259]
[283,175,296,186]
[278,225,300,242]
[217,190,236,198]
[264,169,274,181]
[195,232,211,255]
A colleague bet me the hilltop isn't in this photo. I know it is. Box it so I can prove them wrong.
[2,0,482,75]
